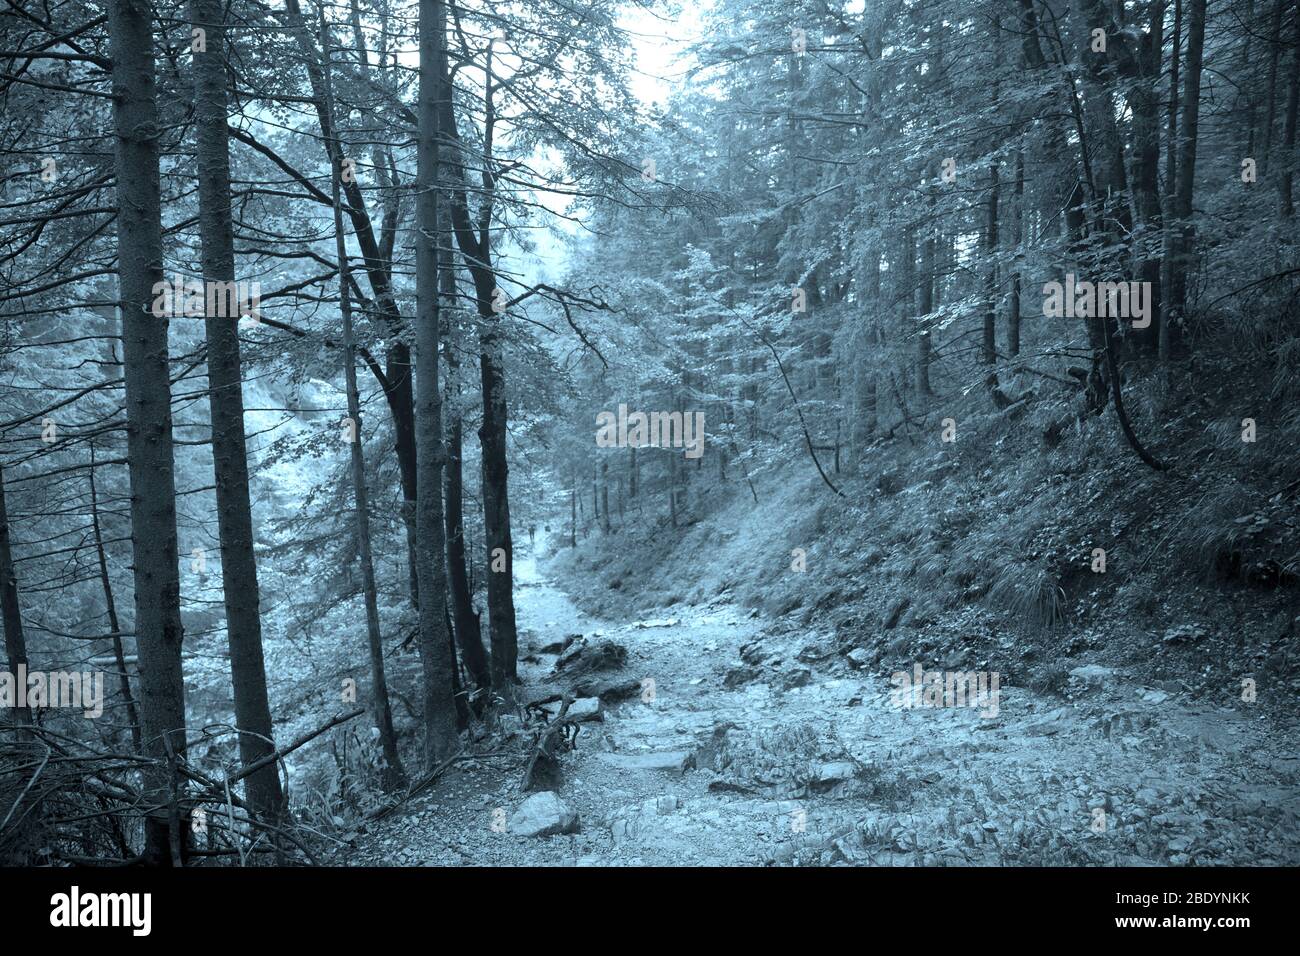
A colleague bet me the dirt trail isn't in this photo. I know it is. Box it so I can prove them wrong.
[345,545,1300,866]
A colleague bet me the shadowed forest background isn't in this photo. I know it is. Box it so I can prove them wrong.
[1,0,1298,867]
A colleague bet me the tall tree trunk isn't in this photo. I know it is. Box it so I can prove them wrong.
[320,13,405,792]
[478,340,517,696]
[669,446,678,529]
[600,461,611,533]
[444,411,488,688]
[1237,1,1259,155]
[1130,0,1165,353]
[1166,0,1208,351]
[917,188,936,397]
[414,0,459,767]
[982,161,1000,367]
[0,462,31,732]
[1281,0,1300,216]
[89,445,140,754]
[1161,0,1184,363]
[431,9,519,697]
[896,226,914,405]
[629,444,638,499]
[191,0,283,824]
[1008,150,1024,358]
[109,0,189,866]
[1263,0,1289,171]
[983,158,1013,409]
[439,231,487,689]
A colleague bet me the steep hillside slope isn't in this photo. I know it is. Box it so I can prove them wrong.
[548,372,1300,715]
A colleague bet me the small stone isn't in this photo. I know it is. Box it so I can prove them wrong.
[1136,787,1161,808]
[539,634,581,655]
[882,597,911,629]
[724,665,760,688]
[813,761,859,788]
[783,667,813,690]
[846,648,872,669]
[567,697,603,722]
[498,714,523,737]
[655,795,680,814]
[572,677,642,702]
[1068,664,1115,686]
[797,641,831,663]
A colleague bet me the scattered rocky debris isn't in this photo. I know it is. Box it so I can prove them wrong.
[347,560,1300,868]
[1094,710,1156,740]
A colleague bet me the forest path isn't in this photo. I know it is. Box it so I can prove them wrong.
[346,542,1300,866]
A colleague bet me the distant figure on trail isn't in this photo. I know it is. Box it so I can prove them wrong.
[528,524,535,547]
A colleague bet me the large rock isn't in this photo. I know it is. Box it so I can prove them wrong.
[509,791,579,837]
